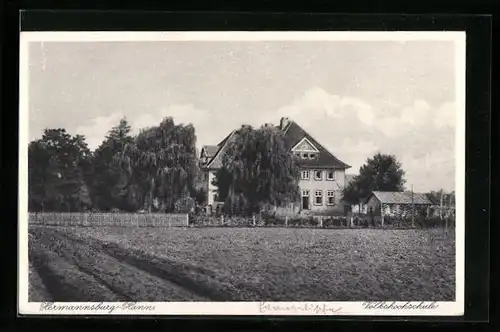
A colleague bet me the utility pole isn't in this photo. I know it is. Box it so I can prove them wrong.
[411,184,415,227]
[439,191,444,221]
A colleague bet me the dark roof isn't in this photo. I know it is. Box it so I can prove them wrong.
[205,130,236,169]
[203,118,351,170]
[282,121,351,169]
[217,131,234,147]
[201,145,219,158]
[367,191,433,205]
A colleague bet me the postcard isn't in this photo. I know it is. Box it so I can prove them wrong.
[19,31,465,316]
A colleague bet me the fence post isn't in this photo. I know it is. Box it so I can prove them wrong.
[221,215,224,226]
[252,214,256,227]
[285,216,288,227]
[319,217,323,228]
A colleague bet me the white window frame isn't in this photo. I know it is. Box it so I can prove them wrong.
[291,137,320,153]
[302,190,310,197]
[314,170,323,181]
[326,170,335,181]
[301,170,310,180]
[326,190,336,205]
[314,190,323,205]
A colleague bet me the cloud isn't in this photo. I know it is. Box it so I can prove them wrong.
[275,87,375,127]
[335,139,380,173]
[270,87,456,191]
[74,112,125,150]
[400,99,432,127]
[401,148,455,192]
[73,87,457,192]
[434,102,457,129]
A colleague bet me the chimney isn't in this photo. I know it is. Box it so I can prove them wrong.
[280,117,290,130]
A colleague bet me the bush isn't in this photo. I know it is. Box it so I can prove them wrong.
[323,216,348,228]
[261,214,286,227]
[225,217,253,227]
[174,197,195,213]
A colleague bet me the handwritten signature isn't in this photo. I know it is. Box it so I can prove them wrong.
[259,302,342,314]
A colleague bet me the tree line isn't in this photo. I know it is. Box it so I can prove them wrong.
[28,117,204,213]
[28,116,452,214]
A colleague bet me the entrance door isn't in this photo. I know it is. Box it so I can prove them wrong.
[301,190,310,210]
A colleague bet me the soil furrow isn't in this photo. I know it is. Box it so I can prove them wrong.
[29,234,121,302]
[70,261,134,302]
[44,227,240,301]
[28,261,52,302]
[30,227,210,301]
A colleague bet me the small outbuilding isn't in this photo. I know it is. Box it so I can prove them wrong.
[364,191,434,226]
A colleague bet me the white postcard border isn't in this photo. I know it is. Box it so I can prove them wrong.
[18,31,466,316]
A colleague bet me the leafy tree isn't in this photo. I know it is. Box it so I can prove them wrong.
[90,118,134,211]
[28,128,92,212]
[115,117,199,212]
[213,124,300,215]
[342,153,406,208]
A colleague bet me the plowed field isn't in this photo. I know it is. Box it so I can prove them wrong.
[28,226,455,302]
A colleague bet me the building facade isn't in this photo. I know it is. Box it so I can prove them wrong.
[199,117,351,215]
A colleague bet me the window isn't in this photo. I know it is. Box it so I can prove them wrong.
[302,190,310,197]
[314,170,323,180]
[314,190,323,205]
[326,170,335,180]
[302,153,309,159]
[327,191,335,205]
[301,170,310,180]
[309,153,316,160]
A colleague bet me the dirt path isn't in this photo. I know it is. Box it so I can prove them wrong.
[28,227,220,302]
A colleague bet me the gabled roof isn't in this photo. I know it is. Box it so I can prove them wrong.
[366,191,433,205]
[201,145,219,158]
[202,118,351,171]
[291,137,320,152]
[204,130,237,169]
[282,121,350,169]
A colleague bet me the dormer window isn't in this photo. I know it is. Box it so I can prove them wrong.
[295,152,318,160]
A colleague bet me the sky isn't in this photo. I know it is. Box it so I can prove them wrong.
[28,39,459,192]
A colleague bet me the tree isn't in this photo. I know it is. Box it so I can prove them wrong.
[90,118,134,211]
[342,153,406,208]
[28,128,92,212]
[115,117,199,213]
[213,124,300,215]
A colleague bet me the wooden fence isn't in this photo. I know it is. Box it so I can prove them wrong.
[28,212,189,227]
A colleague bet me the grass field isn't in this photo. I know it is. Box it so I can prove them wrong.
[28,226,455,302]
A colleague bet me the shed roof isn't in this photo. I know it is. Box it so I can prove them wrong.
[367,191,434,205]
